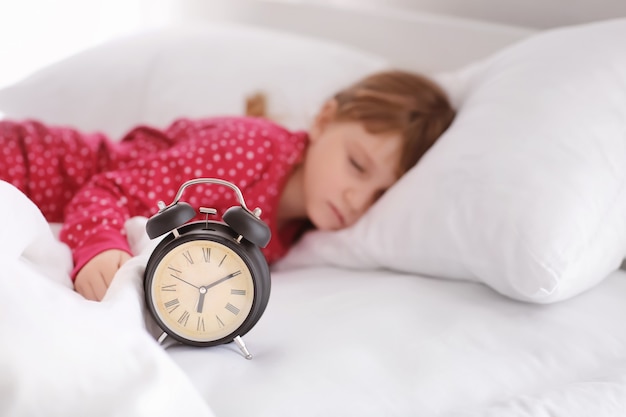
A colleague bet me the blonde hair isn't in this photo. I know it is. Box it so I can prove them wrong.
[332,70,455,176]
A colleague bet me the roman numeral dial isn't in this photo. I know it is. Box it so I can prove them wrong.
[150,239,255,343]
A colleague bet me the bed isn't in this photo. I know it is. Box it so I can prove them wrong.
[1,1,626,416]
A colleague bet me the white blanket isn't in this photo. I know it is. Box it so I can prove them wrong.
[0,181,214,417]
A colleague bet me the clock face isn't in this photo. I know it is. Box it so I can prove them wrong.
[149,239,256,343]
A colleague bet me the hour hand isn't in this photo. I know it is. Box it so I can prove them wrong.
[197,287,207,313]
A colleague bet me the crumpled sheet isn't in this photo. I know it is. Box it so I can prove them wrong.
[0,180,214,417]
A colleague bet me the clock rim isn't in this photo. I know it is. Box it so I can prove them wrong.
[144,221,271,347]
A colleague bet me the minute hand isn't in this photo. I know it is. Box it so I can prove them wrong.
[205,270,242,291]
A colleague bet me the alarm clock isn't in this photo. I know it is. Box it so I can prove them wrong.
[143,178,271,359]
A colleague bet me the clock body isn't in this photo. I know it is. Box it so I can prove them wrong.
[144,221,271,347]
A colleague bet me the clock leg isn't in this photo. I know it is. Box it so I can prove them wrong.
[157,331,168,345]
[233,335,253,360]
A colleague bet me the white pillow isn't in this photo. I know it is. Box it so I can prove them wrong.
[0,23,389,137]
[278,18,626,303]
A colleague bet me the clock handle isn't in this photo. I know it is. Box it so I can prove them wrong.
[166,178,252,212]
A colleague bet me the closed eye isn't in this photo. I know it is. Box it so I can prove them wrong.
[349,157,365,173]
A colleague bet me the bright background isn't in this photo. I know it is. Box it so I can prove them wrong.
[1,0,625,89]
[0,0,175,88]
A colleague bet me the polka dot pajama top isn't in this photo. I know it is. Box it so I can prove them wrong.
[0,117,309,279]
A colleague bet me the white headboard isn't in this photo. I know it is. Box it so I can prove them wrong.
[173,0,535,73]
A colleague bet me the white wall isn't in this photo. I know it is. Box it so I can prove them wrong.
[1,0,624,88]
[0,0,175,88]
[277,0,626,29]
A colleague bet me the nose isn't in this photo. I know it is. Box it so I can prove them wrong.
[343,187,374,216]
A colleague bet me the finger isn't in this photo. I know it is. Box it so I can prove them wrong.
[120,252,132,265]
[103,252,131,286]
[117,252,132,269]
[75,278,97,301]
[102,268,115,287]
[102,261,120,287]
[100,252,121,286]
[91,273,109,301]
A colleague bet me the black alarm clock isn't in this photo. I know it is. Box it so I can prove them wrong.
[143,178,271,359]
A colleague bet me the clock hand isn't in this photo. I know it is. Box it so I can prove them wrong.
[170,275,200,289]
[196,272,241,313]
[197,287,207,313]
[204,270,242,291]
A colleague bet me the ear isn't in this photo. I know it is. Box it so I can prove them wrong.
[309,99,338,142]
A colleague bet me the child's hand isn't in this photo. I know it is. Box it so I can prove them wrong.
[74,250,132,301]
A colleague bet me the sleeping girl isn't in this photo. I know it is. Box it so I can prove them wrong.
[0,70,455,301]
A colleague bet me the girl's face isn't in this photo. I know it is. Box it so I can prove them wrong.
[302,110,402,231]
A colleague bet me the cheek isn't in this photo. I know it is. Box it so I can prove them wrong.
[301,155,323,204]
[301,159,332,216]
[307,148,340,185]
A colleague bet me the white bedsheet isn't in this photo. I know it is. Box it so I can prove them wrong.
[1,180,626,416]
[171,265,626,416]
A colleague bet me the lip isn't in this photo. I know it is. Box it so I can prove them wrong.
[328,202,346,228]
